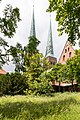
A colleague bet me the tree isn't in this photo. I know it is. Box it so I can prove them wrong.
[66,50,80,84]
[0,72,27,95]
[0,38,9,67]
[49,63,63,92]
[8,36,40,72]
[9,43,25,72]
[50,63,63,82]
[0,2,20,67]
[48,0,80,45]
[26,36,40,56]
[58,64,68,82]
[25,53,50,95]
[0,4,20,38]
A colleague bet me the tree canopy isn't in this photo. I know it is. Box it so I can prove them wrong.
[48,0,80,45]
[0,2,20,67]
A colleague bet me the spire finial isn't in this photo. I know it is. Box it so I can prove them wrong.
[33,0,34,8]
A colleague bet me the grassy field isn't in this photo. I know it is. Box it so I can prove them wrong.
[0,92,80,120]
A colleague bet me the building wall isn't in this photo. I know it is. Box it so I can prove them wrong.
[47,56,57,65]
[59,41,75,64]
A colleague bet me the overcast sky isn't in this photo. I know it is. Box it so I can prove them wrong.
[0,0,67,72]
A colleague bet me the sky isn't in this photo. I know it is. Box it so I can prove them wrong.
[0,0,67,72]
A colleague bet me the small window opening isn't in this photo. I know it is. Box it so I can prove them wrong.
[69,52,71,57]
[63,55,65,61]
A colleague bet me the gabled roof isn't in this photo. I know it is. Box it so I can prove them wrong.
[0,69,7,75]
[58,40,80,64]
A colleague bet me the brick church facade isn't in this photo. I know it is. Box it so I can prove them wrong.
[59,41,75,64]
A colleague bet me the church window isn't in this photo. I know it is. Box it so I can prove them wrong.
[68,47,70,51]
[63,55,65,61]
[65,49,67,53]
[69,52,71,57]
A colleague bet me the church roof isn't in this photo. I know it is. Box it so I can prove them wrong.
[30,5,36,37]
[0,69,7,75]
[45,15,54,58]
[58,40,80,64]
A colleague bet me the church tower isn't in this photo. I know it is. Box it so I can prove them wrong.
[45,15,57,65]
[30,4,36,37]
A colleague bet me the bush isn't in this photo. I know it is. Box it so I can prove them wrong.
[0,72,27,95]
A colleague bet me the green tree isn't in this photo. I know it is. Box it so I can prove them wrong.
[0,38,9,67]
[67,50,80,84]
[9,43,25,72]
[0,2,20,67]
[49,63,63,92]
[9,36,40,72]
[58,64,68,82]
[26,36,40,56]
[25,53,50,95]
[48,0,80,45]
[50,63,63,81]
[0,72,27,95]
[66,55,77,91]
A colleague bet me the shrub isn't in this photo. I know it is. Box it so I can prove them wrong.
[0,72,27,95]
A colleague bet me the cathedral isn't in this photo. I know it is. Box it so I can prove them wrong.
[30,5,79,65]
[30,5,57,65]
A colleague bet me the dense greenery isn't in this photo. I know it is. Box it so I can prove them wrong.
[48,0,80,45]
[25,53,52,95]
[0,93,80,120]
[0,72,27,96]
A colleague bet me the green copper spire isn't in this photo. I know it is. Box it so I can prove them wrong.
[45,15,54,57]
[30,5,36,37]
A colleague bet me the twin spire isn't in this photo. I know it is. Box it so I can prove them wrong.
[30,5,36,37]
[45,15,54,57]
[30,4,54,57]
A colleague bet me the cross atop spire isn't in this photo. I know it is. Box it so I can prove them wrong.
[30,3,36,37]
[45,15,54,57]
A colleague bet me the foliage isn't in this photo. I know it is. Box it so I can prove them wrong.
[48,0,80,45]
[0,2,20,66]
[49,63,63,81]
[0,72,27,95]
[66,49,80,83]
[0,4,20,38]
[26,36,40,56]
[9,43,25,72]
[38,71,54,95]
[8,36,40,72]
[25,53,50,95]
[0,38,9,67]
[0,93,80,120]
[58,64,69,82]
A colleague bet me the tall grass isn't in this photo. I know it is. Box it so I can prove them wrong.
[0,92,80,120]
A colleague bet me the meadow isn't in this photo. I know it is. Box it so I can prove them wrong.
[0,92,80,120]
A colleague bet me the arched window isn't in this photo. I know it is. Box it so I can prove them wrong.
[63,55,65,61]
[68,47,70,52]
[65,49,67,53]
[69,52,71,57]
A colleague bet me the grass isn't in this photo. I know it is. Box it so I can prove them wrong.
[0,92,80,120]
